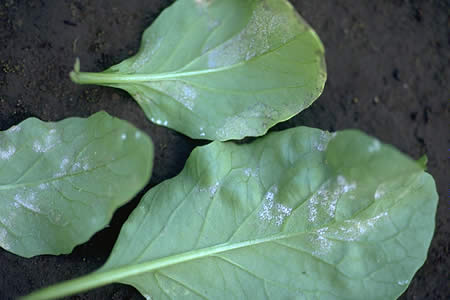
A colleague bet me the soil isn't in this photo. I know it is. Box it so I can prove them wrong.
[0,0,448,299]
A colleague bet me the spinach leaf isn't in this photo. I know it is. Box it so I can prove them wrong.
[0,111,153,258]
[70,0,326,141]
[23,127,437,299]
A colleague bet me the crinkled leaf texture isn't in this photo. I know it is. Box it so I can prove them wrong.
[0,111,153,258]
[95,127,437,300]
[70,0,326,141]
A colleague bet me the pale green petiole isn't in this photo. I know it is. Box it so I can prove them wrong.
[21,238,271,300]
[69,58,245,85]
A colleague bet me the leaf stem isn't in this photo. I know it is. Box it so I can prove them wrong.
[21,233,293,300]
[69,59,241,85]
[20,242,228,300]
[69,70,178,84]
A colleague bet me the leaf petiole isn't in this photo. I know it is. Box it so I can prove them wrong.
[69,59,241,85]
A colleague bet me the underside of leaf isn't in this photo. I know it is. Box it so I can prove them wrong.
[70,0,327,141]
[0,111,154,257]
[97,128,436,299]
[24,127,437,300]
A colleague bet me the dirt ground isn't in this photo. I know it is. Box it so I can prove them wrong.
[0,0,448,299]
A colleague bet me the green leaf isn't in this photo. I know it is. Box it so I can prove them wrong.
[70,0,326,141]
[23,127,437,300]
[0,111,154,258]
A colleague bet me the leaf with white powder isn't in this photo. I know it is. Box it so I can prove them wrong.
[0,111,153,258]
[70,0,326,140]
[24,127,437,300]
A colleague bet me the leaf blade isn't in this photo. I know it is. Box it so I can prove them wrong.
[96,127,436,299]
[0,111,154,257]
[71,0,327,140]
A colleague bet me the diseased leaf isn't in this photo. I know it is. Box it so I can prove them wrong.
[23,127,437,300]
[70,0,326,141]
[0,111,153,258]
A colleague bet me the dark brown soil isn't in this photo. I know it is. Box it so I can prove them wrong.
[0,0,448,299]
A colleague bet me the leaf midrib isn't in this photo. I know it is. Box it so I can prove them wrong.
[72,33,310,85]
[102,230,308,279]
[0,153,130,192]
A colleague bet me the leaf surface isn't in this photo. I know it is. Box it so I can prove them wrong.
[94,127,436,300]
[0,111,153,257]
[70,0,326,141]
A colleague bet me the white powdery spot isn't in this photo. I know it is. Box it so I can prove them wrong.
[32,128,60,153]
[368,140,381,153]
[308,176,357,224]
[38,183,49,190]
[274,203,292,226]
[313,132,333,152]
[397,280,409,286]
[14,191,40,213]
[135,131,142,139]
[156,119,162,125]
[374,186,385,200]
[337,175,356,194]
[143,295,152,300]
[131,36,162,70]
[163,120,168,126]
[365,212,388,227]
[150,81,197,111]
[208,181,220,197]
[243,168,259,178]
[0,145,16,160]
[259,186,292,226]
[179,85,197,111]
[8,125,21,133]
[336,212,389,241]
[32,141,43,152]
[308,183,327,223]
[53,171,66,178]
[54,158,70,178]
[215,103,276,140]
[207,2,298,68]
[312,227,332,256]
[199,127,206,137]
[59,158,69,170]
[71,162,81,172]
[0,215,11,229]
[121,133,127,140]
[199,181,221,198]
[265,186,276,202]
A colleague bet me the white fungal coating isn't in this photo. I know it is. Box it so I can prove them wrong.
[368,140,381,153]
[0,145,16,160]
[259,185,292,226]
[308,175,357,223]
